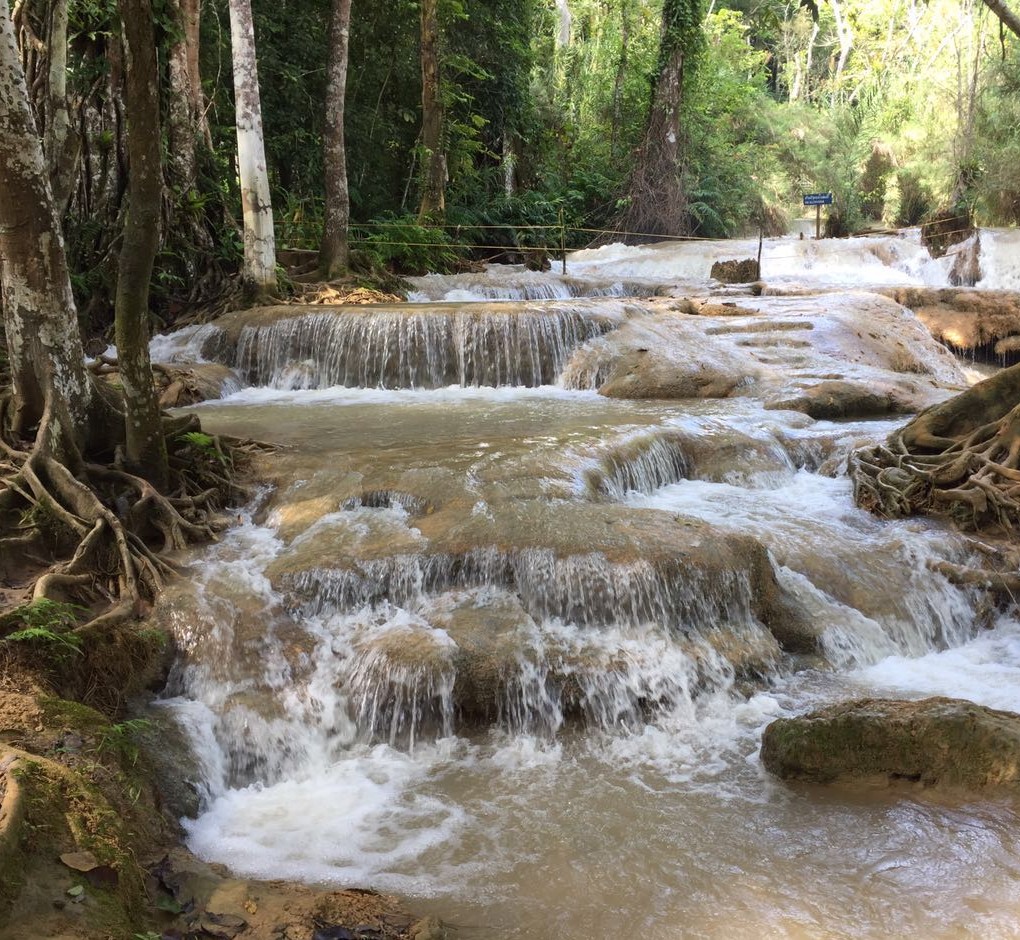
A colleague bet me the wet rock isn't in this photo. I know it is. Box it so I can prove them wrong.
[921,207,975,259]
[565,315,761,400]
[761,697,1020,790]
[765,380,899,419]
[671,298,761,317]
[948,235,981,286]
[200,911,248,938]
[599,346,753,399]
[561,292,963,410]
[421,591,539,723]
[273,499,817,659]
[135,708,204,821]
[155,363,240,407]
[711,259,761,283]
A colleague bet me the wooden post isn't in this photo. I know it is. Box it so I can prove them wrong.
[757,227,763,278]
[815,204,821,239]
[560,207,567,275]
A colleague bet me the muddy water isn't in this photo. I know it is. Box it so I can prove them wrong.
[156,233,1020,939]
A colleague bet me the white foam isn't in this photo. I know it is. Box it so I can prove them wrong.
[198,383,605,408]
[149,323,223,363]
[977,229,1020,291]
[184,743,471,891]
[852,616,1020,712]
[567,232,955,289]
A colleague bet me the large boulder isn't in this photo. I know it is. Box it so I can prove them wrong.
[761,696,1020,791]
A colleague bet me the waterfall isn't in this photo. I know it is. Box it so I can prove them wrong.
[234,303,634,389]
[151,230,1020,939]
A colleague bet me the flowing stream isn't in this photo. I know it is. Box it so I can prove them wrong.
[154,231,1020,939]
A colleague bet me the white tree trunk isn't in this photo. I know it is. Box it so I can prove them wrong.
[830,0,853,85]
[554,0,572,48]
[228,0,276,293]
[0,7,92,447]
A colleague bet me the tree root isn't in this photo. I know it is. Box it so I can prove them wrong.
[0,425,250,633]
[850,369,1020,532]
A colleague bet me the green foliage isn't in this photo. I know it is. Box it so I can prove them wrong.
[176,431,228,466]
[95,718,153,767]
[40,0,1020,318]
[972,47,1020,224]
[360,217,463,275]
[2,600,85,660]
[660,0,705,80]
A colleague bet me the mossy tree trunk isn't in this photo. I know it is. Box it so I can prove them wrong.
[418,0,446,221]
[115,0,169,490]
[318,0,353,280]
[228,0,278,295]
[0,7,93,456]
[616,0,703,238]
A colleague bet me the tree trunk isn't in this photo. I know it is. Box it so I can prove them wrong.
[554,0,572,49]
[318,0,353,279]
[168,0,199,194]
[116,0,169,489]
[167,0,212,194]
[617,0,703,237]
[830,0,853,85]
[44,0,75,212]
[610,0,632,157]
[418,0,445,221]
[982,0,1020,39]
[228,0,277,294]
[0,7,92,452]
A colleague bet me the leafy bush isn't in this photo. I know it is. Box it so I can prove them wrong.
[359,217,464,275]
[1,599,85,660]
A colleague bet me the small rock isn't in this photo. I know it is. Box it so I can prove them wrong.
[200,911,247,939]
[710,258,760,283]
[59,851,99,873]
[409,917,447,940]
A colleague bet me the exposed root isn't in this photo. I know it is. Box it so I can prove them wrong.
[0,426,255,633]
[850,365,1020,531]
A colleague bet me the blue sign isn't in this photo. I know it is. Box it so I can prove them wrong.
[803,192,833,206]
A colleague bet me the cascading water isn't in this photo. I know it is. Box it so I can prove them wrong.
[154,230,1020,939]
[233,301,637,389]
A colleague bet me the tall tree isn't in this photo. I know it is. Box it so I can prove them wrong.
[44,0,75,212]
[418,0,446,220]
[115,0,169,488]
[0,6,92,454]
[228,0,278,294]
[617,0,705,236]
[611,0,634,157]
[167,0,210,195]
[318,0,353,279]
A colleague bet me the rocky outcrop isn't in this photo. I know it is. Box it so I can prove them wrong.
[711,259,760,283]
[884,287,1020,361]
[761,696,1020,791]
[561,292,965,411]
